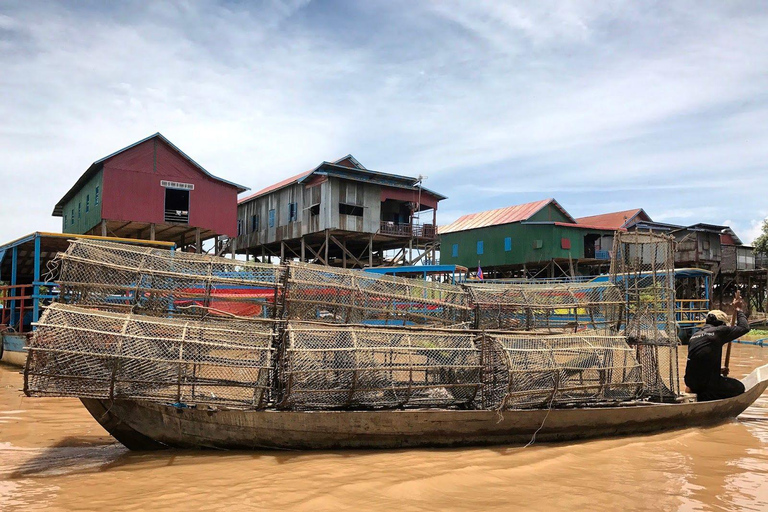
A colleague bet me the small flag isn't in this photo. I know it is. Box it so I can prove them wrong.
[477,266,484,280]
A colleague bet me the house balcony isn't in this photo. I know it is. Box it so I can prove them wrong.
[379,221,436,239]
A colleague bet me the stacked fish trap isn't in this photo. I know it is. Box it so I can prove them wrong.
[278,322,481,410]
[610,231,679,401]
[466,281,624,332]
[25,303,275,408]
[284,262,472,328]
[25,234,677,411]
[55,239,285,319]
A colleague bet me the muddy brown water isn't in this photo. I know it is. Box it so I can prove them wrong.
[1,345,767,512]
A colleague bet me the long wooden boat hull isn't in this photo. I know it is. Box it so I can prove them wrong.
[82,364,768,451]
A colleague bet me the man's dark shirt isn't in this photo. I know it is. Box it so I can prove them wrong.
[684,310,750,392]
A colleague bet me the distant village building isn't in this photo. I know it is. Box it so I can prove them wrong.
[234,155,444,267]
[576,208,652,231]
[439,199,616,278]
[52,133,248,251]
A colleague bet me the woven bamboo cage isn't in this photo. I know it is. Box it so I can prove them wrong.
[53,239,285,319]
[465,281,623,332]
[284,262,472,328]
[278,322,482,410]
[25,303,275,408]
[481,332,643,410]
[610,231,679,400]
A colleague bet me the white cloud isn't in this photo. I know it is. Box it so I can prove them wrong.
[1,1,768,242]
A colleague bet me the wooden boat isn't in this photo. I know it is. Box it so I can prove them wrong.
[80,363,768,451]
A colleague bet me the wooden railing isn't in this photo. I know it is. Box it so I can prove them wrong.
[379,221,436,239]
[0,284,33,333]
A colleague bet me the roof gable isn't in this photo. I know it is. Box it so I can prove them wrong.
[439,198,574,234]
[238,155,446,204]
[53,133,248,216]
[576,208,651,230]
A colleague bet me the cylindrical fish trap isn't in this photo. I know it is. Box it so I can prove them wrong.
[481,332,643,409]
[278,322,482,410]
[466,282,624,332]
[54,239,285,319]
[285,262,472,328]
[25,303,276,409]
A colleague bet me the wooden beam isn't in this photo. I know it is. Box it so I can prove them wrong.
[100,219,107,237]
[195,228,201,254]
[301,237,306,263]
[331,235,363,268]
[150,223,156,241]
[324,230,329,266]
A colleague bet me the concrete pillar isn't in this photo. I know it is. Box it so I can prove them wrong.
[150,223,156,241]
[100,219,107,237]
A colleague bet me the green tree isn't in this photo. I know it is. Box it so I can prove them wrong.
[754,219,768,255]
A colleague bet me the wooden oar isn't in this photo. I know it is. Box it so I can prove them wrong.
[723,289,742,373]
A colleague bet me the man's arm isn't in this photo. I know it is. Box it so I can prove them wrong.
[716,310,750,345]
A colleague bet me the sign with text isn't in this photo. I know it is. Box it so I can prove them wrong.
[161,180,194,190]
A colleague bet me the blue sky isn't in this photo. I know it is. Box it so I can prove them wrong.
[1,0,767,242]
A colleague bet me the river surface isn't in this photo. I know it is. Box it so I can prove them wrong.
[1,344,767,512]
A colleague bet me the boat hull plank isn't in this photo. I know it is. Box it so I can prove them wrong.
[82,372,768,451]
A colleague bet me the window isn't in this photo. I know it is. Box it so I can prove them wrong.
[533,239,543,249]
[95,186,100,205]
[504,237,512,252]
[339,203,363,217]
[78,202,81,218]
[452,244,458,258]
[251,214,259,232]
[71,208,74,225]
[561,238,571,250]
[310,204,320,216]
[63,214,67,227]
[237,219,243,236]
[268,209,276,227]
[477,240,484,255]
[86,194,90,213]
[289,202,298,222]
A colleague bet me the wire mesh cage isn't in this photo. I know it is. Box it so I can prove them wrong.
[610,231,679,400]
[284,262,472,328]
[466,282,624,332]
[481,332,643,409]
[278,322,482,410]
[25,303,275,408]
[54,239,285,319]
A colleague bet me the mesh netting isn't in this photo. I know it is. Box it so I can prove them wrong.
[25,303,275,408]
[610,231,679,400]
[284,262,472,328]
[466,282,623,332]
[55,239,284,319]
[278,322,481,410]
[481,332,643,409]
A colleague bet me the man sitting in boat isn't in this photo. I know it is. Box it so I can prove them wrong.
[684,299,750,402]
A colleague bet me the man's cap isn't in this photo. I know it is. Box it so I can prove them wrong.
[707,310,729,324]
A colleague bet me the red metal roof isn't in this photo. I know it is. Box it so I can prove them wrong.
[576,208,649,229]
[439,199,569,234]
[238,169,313,204]
[553,222,623,231]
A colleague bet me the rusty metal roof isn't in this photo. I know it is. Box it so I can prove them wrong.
[576,208,650,230]
[439,199,573,234]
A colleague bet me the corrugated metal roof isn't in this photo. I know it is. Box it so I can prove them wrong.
[238,169,314,204]
[576,208,649,229]
[238,156,447,204]
[439,199,571,234]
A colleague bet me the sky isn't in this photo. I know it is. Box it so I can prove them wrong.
[1,0,768,243]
